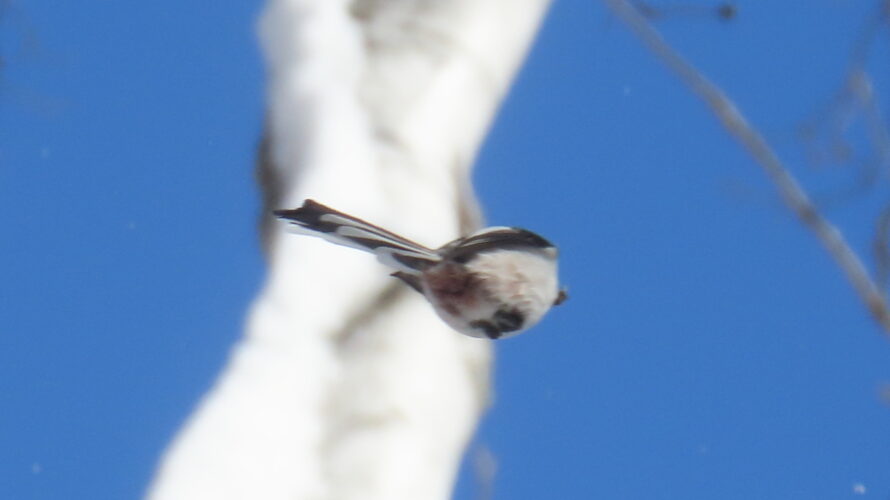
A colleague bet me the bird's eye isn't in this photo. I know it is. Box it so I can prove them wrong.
[553,289,568,306]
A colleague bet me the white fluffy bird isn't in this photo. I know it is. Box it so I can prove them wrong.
[274,200,566,339]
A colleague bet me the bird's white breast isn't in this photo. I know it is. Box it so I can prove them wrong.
[420,247,560,338]
[466,248,559,325]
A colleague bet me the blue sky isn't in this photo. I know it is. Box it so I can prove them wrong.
[3,1,890,499]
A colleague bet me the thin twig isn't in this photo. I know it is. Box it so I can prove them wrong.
[632,1,737,22]
[873,205,890,288]
[604,0,890,333]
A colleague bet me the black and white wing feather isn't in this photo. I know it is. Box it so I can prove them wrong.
[274,199,440,273]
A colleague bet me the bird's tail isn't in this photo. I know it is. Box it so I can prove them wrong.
[274,199,440,273]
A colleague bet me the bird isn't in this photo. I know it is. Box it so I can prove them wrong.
[273,199,567,339]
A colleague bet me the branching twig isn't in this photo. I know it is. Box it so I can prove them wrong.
[798,1,890,206]
[604,0,890,333]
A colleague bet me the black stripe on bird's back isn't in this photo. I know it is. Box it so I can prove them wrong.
[442,228,554,263]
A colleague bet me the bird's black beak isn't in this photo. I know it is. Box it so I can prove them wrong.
[554,289,568,306]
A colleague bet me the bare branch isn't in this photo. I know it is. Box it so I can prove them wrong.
[873,205,890,288]
[632,1,736,22]
[604,0,890,333]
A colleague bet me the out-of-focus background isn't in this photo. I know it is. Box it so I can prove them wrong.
[3,1,890,498]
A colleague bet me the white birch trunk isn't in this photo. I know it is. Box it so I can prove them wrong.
[146,1,550,499]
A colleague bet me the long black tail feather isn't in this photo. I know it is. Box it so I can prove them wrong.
[274,199,440,272]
